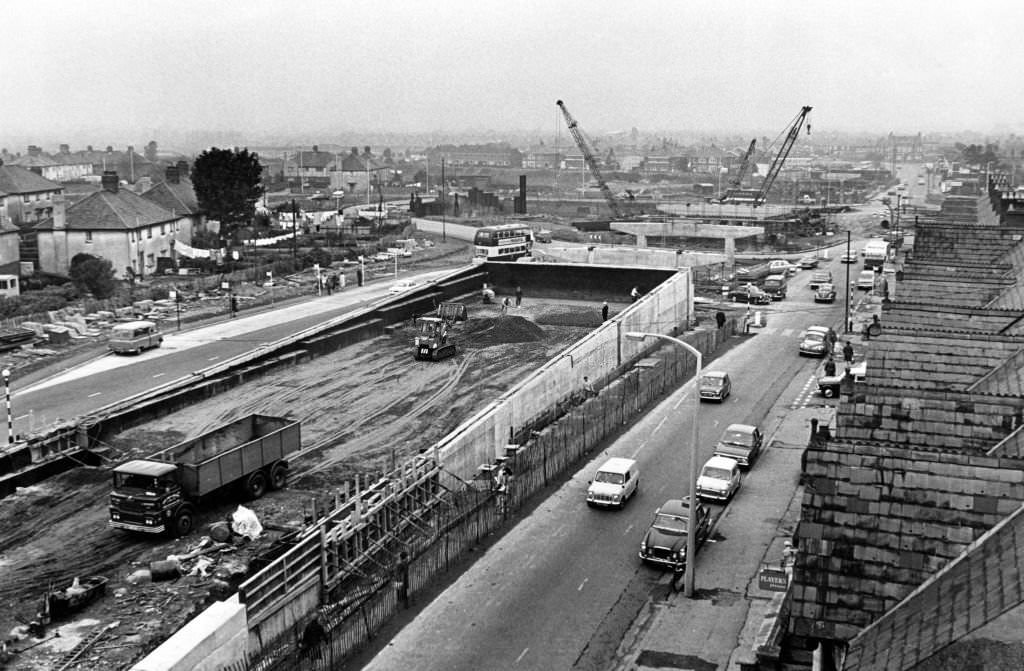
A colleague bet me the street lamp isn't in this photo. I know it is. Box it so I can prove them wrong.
[2,368,11,446]
[624,331,701,597]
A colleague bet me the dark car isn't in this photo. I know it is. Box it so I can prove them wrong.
[638,497,712,572]
[798,255,819,269]
[814,282,837,303]
[727,285,772,305]
[713,423,763,469]
[698,371,732,402]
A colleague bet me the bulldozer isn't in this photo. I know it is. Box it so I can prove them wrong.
[414,302,467,361]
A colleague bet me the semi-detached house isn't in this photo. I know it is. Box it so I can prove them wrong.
[35,171,192,279]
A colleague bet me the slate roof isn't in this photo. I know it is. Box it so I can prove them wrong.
[791,441,1024,643]
[142,178,201,216]
[881,303,1024,334]
[841,503,1024,671]
[909,223,1024,266]
[39,187,177,231]
[0,165,62,195]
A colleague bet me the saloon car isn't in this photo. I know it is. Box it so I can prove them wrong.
[698,371,732,402]
[638,497,711,572]
[713,423,764,469]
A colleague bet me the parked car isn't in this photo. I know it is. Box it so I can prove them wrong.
[799,325,835,358]
[388,280,419,294]
[638,497,711,572]
[798,255,819,269]
[372,252,393,262]
[699,371,732,402]
[814,283,837,303]
[818,360,868,398]
[841,250,858,263]
[586,457,639,509]
[768,259,798,276]
[809,270,833,290]
[727,284,772,305]
[856,270,877,291]
[695,456,742,502]
[713,423,763,469]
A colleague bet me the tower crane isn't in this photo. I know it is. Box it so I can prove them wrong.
[556,100,623,220]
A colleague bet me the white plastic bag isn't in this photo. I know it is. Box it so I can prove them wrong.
[231,505,263,540]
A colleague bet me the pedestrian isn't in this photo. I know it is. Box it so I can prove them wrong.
[515,285,523,307]
[824,356,836,377]
[582,376,596,397]
[842,341,854,364]
[601,301,609,322]
[715,310,726,329]
[501,297,510,315]
[630,286,639,302]
[744,308,753,334]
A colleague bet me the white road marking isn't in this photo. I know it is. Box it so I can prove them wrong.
[516,648,529,664]
[653,417,667,433]
[88,392,101,398]
[782,328,795,337]
[15,414,29,421]
[208,356,219,361]
[623,523,634,535]
[153,373,165,378]
[578,578,588,591]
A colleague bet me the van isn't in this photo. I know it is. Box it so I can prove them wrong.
[586,457,639,509]
[109,320,163,355]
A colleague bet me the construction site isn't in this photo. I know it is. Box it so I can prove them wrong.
[0,264,701,670]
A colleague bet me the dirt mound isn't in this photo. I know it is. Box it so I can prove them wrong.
[533,307,603,328]
[463,315,546,346]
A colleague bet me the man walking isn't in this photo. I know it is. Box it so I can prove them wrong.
[842,341,854,364]
[515,285,523,307]
[824,356,837,377]
[601,301,609,321]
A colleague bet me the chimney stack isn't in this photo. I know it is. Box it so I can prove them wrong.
[176,160,189,179]
[165,165,179,184]
[59,144,70,154]
[27,145,41,157]
[101,170,119,193]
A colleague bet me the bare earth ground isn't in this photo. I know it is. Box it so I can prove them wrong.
[0,298,605,670]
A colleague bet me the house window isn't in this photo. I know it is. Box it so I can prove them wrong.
[22,195,30,203]
[147,228,153,239]
[85,231,92,243]
[161,224,166,235]
[130,231,135,242]
[0,280,7,290]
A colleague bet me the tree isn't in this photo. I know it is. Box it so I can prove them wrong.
[69,253,117,298]
[191,147,263,244]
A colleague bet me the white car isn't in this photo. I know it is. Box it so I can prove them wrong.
[856,270,876,291]
[695,455,741,502]
[388,280,419,294]
[372,252,393,262]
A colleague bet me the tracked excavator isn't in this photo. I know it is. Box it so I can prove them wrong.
[414,302,468,361]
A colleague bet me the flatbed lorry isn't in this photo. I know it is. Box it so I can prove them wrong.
[109,414,301,537]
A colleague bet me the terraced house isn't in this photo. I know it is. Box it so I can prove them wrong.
[778,183,1024,670]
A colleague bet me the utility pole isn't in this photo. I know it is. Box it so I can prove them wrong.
[291,199,298,265]
[441,158,447,242]
[844,230,852,333]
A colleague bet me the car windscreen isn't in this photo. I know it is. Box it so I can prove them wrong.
[594,471,624,485]
[700,376,724,388]
[804,333,825,343]
[702,467,733,480]
[721,430,752,446]
[653,513,688,533]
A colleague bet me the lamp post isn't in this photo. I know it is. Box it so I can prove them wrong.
[844,230,852,333]
[2,368,11,446]
[624,331,701,597]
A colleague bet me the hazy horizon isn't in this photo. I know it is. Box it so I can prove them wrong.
[5,0,1024,152]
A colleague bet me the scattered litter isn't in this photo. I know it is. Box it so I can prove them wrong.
[188,556,214,578]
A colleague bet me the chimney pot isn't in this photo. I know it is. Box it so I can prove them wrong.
[165,166,179,184]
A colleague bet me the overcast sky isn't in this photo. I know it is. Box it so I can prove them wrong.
[4,0,1024,146]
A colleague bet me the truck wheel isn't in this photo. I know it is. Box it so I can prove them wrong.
[172,507,195,537]
[269,463,289,490]
[246,471,268,499]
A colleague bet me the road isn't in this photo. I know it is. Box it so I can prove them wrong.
[11,268,454,435]
[361,255,855,670]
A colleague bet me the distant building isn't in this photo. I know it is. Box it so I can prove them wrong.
[35,171,191,278]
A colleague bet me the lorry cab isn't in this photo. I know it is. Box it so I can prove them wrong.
[109,320,162,355]
[587,457,639,509]
[108,460,181,535]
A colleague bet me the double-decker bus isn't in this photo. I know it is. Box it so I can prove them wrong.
[472,223,534,261]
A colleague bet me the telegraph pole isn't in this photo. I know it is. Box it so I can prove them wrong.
[291,199,298,265]
[844,230,852,333]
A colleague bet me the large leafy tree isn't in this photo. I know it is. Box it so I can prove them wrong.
[191,147,263,243]
[69,253,117,298]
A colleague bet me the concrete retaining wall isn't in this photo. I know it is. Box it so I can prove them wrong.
[130,595,247,671]
[412,218,478,242]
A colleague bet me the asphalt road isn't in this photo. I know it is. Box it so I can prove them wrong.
[361,256,854,671]
[12,269,452,435]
